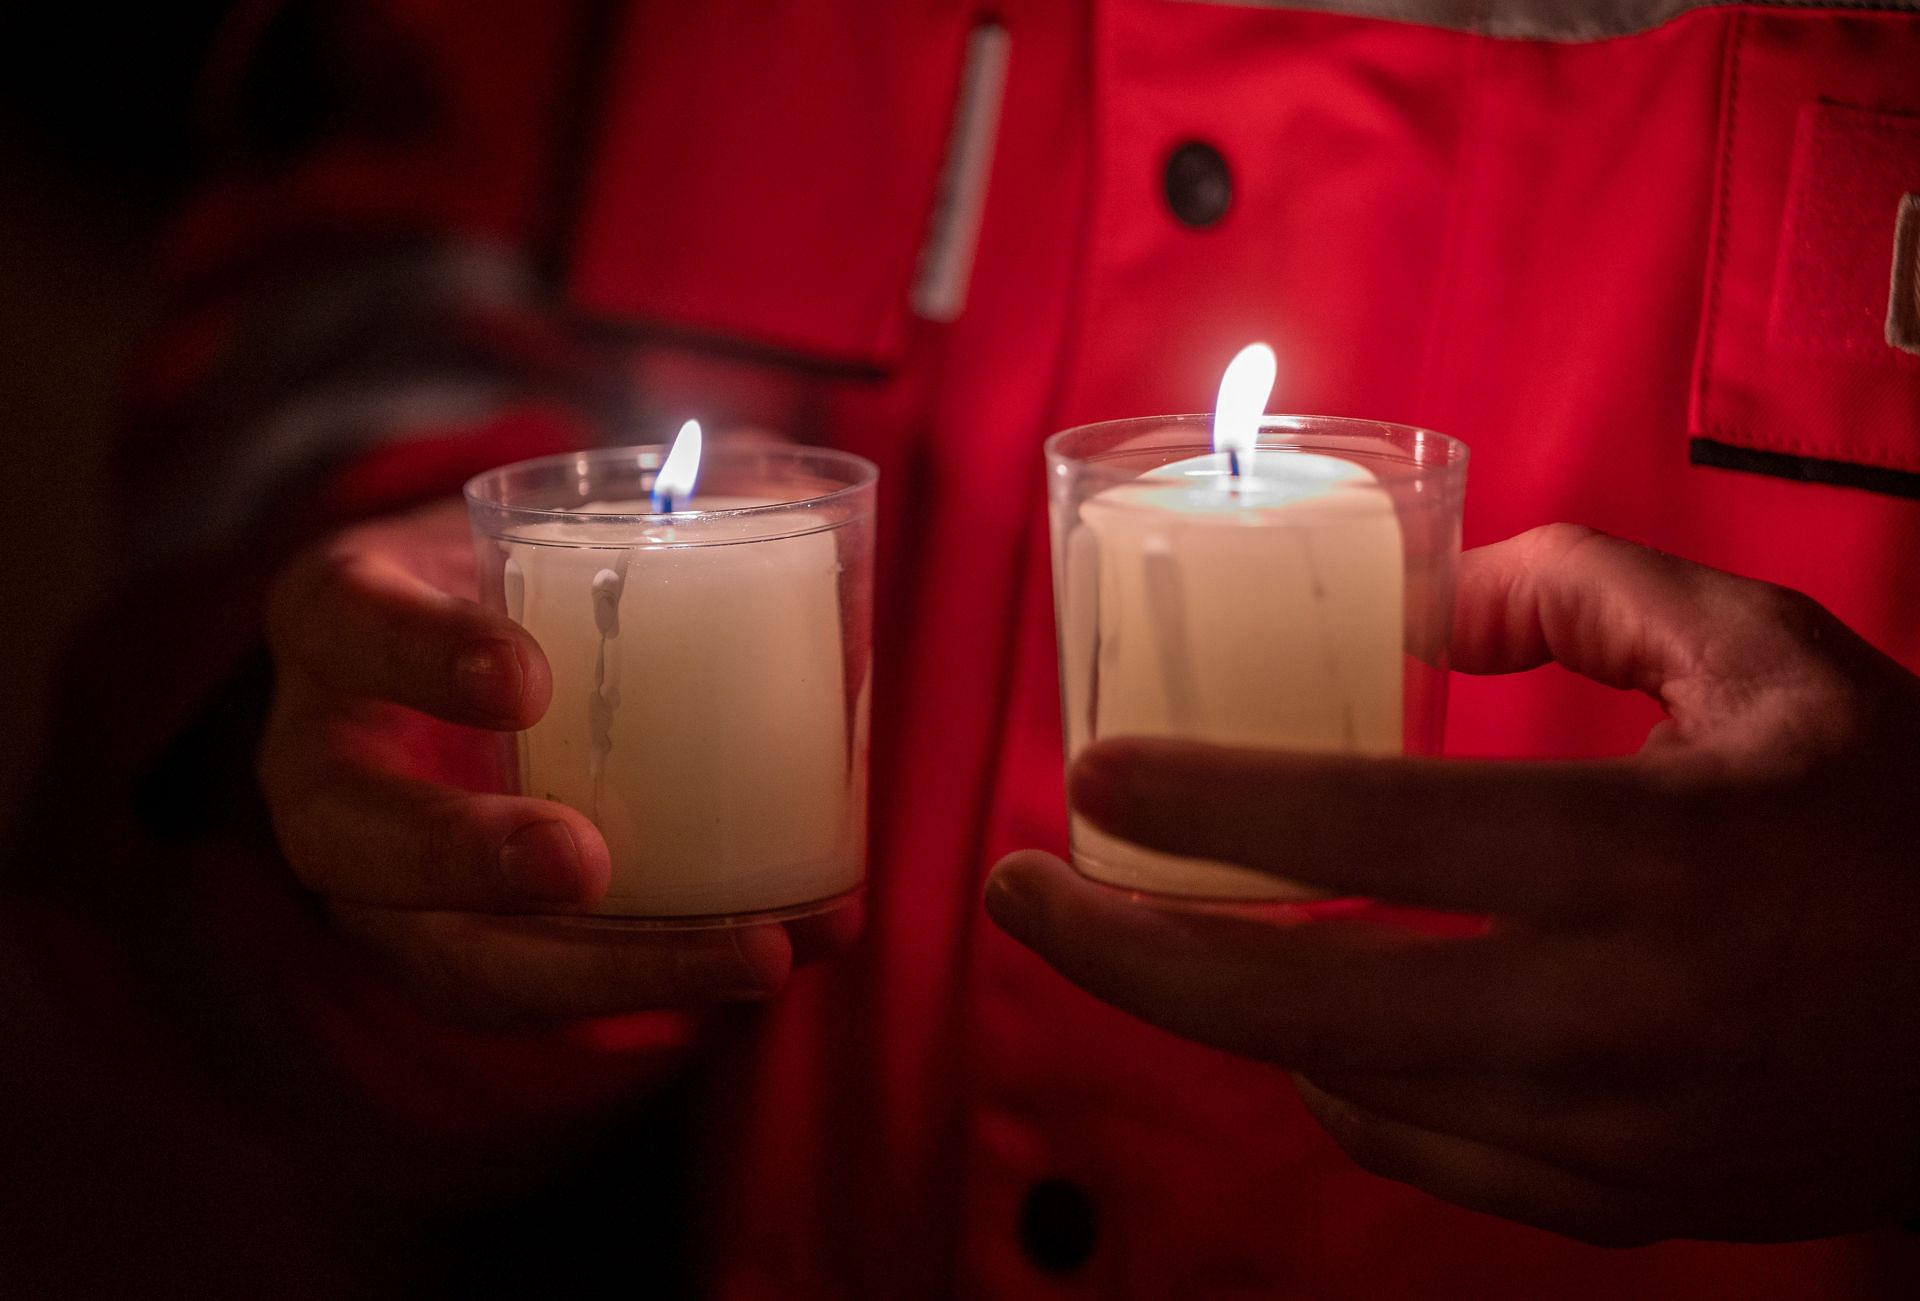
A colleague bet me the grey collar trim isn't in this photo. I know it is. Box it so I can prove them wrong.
[1180,0,1920,44]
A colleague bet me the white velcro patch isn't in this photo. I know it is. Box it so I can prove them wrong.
[911,24,1011,324]
[1890,193,1920,356]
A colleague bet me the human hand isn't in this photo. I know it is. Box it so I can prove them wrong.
[987,524,1920,1244]
[260,500,818,1026]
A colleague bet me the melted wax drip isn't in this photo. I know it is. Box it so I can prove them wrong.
[587,557,630,819]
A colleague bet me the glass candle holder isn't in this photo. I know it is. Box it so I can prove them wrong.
[1046,415,1469,901]
[465,442,876,927]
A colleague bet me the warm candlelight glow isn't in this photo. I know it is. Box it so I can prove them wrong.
[1212,343,1276,478]
[474,438,877,921]
[653,419,704,512]
[1055,378,1415,900]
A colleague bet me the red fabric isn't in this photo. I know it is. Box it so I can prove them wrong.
[1770,104,1920,361]
[1692,14,1920,475]
[322,404,590,521]
[169,0,589,277]
[147,1,1920,1297]
[575,5,1920,1297]
[568,4,974,367]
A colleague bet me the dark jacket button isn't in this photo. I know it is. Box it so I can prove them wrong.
[1018,1178,1098,1273]
[1163,140,1233,229]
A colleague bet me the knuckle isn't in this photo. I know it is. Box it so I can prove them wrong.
[1525,521,1603,556]
[1711,579,1844,683]
[414,795,486,898]
[266,537,368,653]
[1518,522,1615,575]
[1744,579,1828,640]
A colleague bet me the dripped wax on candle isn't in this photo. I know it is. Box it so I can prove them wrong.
[502,498,862,918]
[1062,450,1404,900]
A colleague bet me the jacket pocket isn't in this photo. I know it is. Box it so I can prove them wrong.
[560,3,975,373]
[1690,10,1920,498]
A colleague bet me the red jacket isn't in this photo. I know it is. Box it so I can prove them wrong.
[136,1,1920,1296]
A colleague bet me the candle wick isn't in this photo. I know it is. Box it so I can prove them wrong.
[1227,448,1243,479]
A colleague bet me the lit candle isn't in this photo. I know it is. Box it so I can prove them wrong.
[1059,346,1406,899]
[487,423,867,921]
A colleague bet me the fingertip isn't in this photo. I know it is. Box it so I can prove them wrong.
[984,850,1070,946]
[786,895,866,965]
[563,812,613,902]
[729,923,794,996]
[498,819,591,908]
[495,809,610,911]
[454,638,527,725]
[510,625,554,725]
[1067,741,1140,830]
[455,626,552,729]
[1071,738,1206,844]
[987,848,1068,889]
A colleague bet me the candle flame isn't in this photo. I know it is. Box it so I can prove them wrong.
[652,418,703,512]
[1213,343,1276,478]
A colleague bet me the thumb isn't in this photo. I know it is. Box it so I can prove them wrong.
[1451,524,1824,728]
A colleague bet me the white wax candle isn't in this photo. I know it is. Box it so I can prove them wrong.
[502,499,863,918]
[1061,451,1404,899]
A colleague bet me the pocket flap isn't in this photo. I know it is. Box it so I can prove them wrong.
[1692,16,1920,495]
[562,5,970,371]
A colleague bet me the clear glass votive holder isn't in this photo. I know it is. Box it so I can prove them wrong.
[465,443,876,927]
[1046,415,1470,901]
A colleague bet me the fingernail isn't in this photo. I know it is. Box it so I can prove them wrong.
[1068,745,1135,824]
[983,865,1040,946]
[456,640,523,721]
[499,821,584,905]
[725,925,791,998]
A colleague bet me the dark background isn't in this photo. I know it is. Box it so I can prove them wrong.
[0,4,229,836]
[0,14,704,1296]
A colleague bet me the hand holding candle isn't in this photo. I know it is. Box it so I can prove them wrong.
[257,499,807,1024]
[988,526,1920,1245]
[251,425,874,1023]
